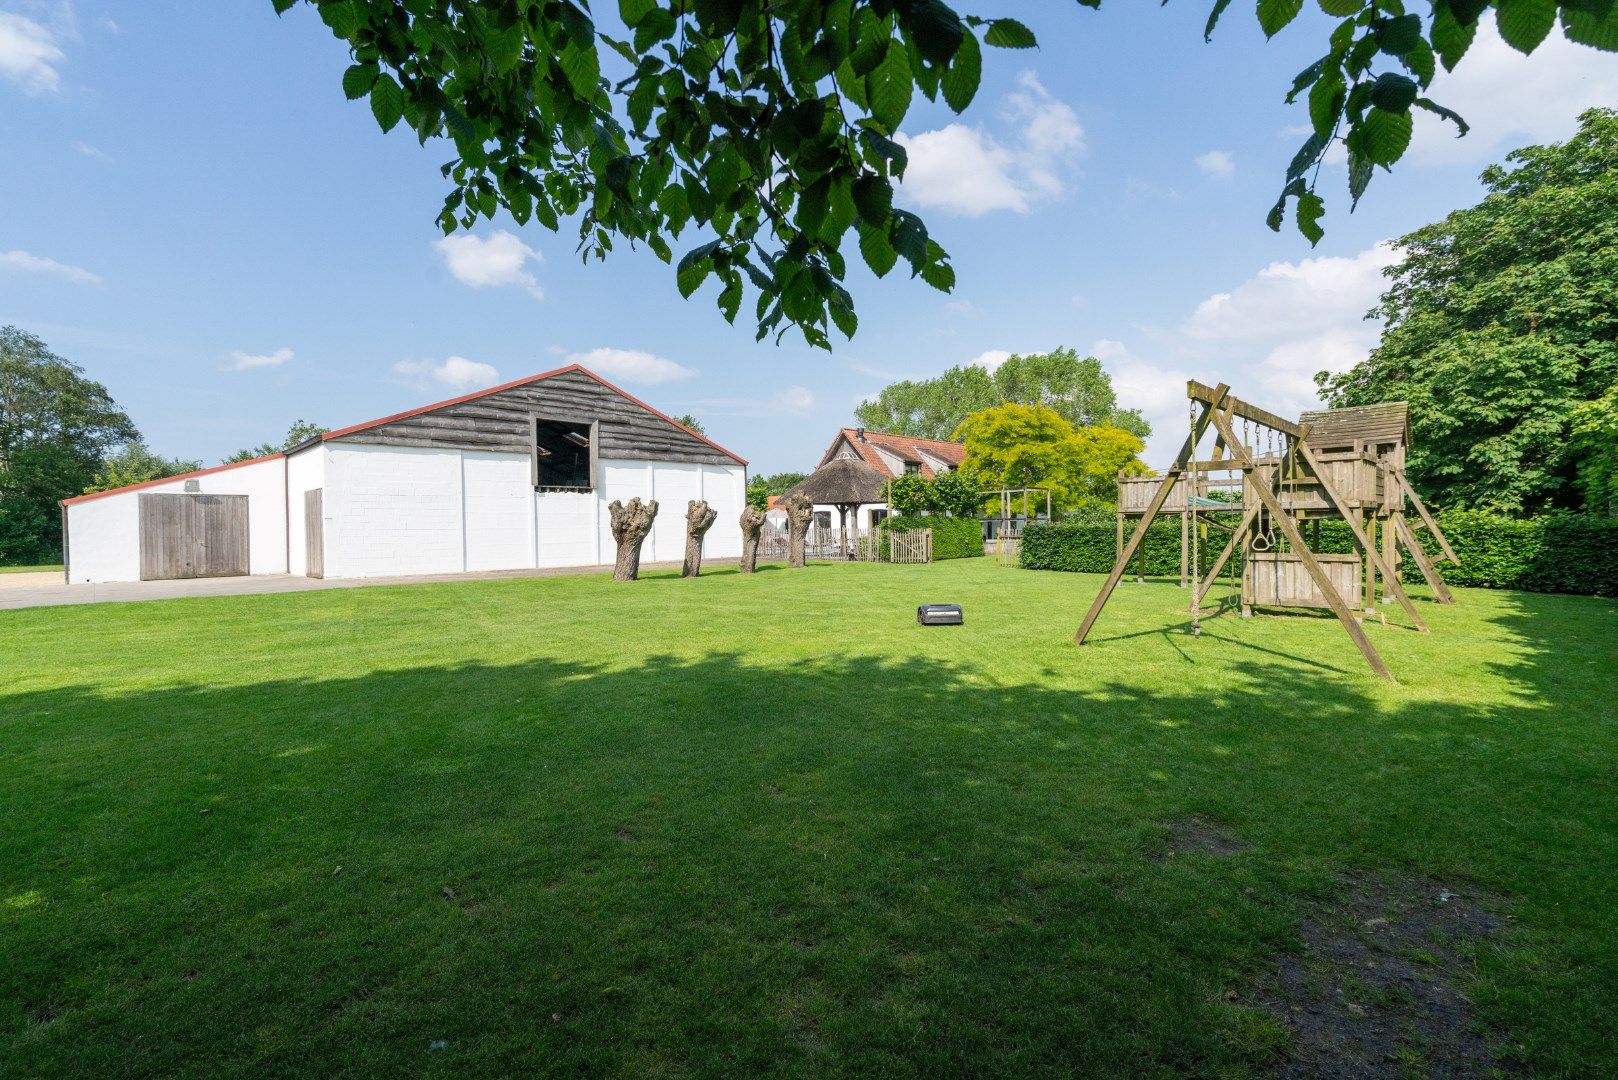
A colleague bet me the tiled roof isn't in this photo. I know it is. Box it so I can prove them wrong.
[820,428,965,480]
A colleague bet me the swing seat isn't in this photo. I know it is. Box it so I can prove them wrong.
[1245,551,1360,609]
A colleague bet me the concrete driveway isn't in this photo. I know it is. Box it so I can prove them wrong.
[0,559,737,612]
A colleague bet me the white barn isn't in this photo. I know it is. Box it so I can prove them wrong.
[60,365,748,584]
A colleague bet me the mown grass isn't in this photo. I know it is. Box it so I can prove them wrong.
[0,564,60,574]
[2,560,1615,1077]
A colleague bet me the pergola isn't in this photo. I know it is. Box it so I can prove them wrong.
[785,457,888,559]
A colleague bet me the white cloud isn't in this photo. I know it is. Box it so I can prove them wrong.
[433,231,543,299]
[1089,242,1401,467]
[227,347,294,371]
[1195,150,1235,179]
[969,349,1014,372]
[0,11,64,94]
[393,356,501,390]
[1407,22,1618,166]
[564,346,696,385]
[1,248,101,285]
[680,385,816,418]
[896,71,1083,216]
[73,140,111,162]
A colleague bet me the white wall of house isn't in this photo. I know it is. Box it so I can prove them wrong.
[811,501,890,532]
[65,442,746,584]
[63,455,289,583]
[286,444,326,577]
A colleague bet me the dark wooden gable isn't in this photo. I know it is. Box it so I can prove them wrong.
[329,369,739,466]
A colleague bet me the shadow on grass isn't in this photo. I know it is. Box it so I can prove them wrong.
[1,589,1615,1077]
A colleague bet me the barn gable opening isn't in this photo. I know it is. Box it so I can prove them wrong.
[533,418,596,491]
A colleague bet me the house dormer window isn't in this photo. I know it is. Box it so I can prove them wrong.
[904,462,920,475]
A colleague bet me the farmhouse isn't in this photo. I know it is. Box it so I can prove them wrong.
[60,365,748,583]
[801,427,965,532]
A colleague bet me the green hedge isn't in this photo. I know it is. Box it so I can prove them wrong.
[879,515,983,560]
[1020,512,1618,597]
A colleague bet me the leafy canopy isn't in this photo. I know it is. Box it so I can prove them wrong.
[0,327,139,564]
[954,402,1146,512]
[1318,108,1618,515]
[855,347,1148,441]
[280,0,1617,347]
[225,419,331,464]
[86,443,204,495]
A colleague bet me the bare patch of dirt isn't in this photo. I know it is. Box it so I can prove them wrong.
[1245,874,1519,1078]
[1156,816,1252,861]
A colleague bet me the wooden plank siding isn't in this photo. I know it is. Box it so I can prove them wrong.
[330,370,736,466]
[138,494,250,580]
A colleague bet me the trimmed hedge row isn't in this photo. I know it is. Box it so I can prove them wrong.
[1019,512,1618,597]
[879,515,983,560]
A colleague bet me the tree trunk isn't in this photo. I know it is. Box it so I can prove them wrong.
[785,491,814,569]
[681,499,718,577]
[608,497,658,581]
[738,506,766,573]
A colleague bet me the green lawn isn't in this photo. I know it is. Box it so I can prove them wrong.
[0,564,60,574]
[2,560,1615,1077]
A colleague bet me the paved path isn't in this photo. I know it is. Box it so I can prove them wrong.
[0,559,738,612]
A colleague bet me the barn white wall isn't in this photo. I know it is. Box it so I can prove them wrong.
[286,445,326,576]
[322,446,746,580]
[63,455,289,583]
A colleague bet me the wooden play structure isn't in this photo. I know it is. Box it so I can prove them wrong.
[1079,382,1460,680]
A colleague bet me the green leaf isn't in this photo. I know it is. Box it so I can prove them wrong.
[858,220,898,277]
[941,30,981,112]
[1355,105,1413,166]
[1376,14,1424,55]
[919,244,955,291]
[1431,2,1480,69]
[1368,72,1419,111]
[1308,69,1347,138]
[852,174,893,224]
[321,0,359,39]
[619,0,657,27]
[1286,56,1328,103]
[486,21,525,73]
[983,19,1037,48]
[1413,96,1471,136]
[1257,0,1305,38]
[1205,0,1234,41]
[559,42,601,97]
[1347,148,1374,206]
[903,0,966,64]
[1296,189,1325,244]
[867,40,914,135]
[1266,177,1304,232]
[342,63,378,101]
[369,72,404,133]
[829,298,858,339]
[677,239,722,298]
[1496,0,1557,52]
[1562,1,1618,50]
[1287,130,1329,180]
[1316,0,1362,14]
[891,209,928,273]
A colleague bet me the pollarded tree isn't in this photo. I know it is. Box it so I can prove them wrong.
[609,496,658,579]
[1318,107,1618,514]
[279,1,1617,347]
[681,498,718,576]
[738,504,767,571]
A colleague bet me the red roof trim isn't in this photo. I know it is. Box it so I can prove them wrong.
[61,452,286,506]
[322,362,747,466]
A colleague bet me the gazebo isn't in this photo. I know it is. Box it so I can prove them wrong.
[785,457,889,559]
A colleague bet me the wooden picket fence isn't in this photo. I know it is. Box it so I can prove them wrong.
[887,528,932,564]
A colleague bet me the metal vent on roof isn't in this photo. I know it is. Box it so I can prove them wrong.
[184,480,201,493]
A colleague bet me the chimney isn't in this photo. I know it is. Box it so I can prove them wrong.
[856,427,866,441]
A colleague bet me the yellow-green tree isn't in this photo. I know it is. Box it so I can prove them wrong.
[954,403,1145,512]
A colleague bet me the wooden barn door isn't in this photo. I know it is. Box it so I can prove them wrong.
[139,494,249,580]
[304,488,324,579]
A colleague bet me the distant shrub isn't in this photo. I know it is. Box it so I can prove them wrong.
[880,514,983,560]
[1020,511,1618,597]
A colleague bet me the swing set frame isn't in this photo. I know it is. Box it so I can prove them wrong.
[1077,381,1458,680]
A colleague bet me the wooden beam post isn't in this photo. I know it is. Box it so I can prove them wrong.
[1195,500,1260,608]
[1295,441,1427,633]
[1208,408,1394,680]
[1395,468,1459,564]
[1392,512,1456,605]
[1075,384,1228,645]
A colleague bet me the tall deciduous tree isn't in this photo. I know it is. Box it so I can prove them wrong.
[85,443,203,495]
[1318,108,1618,514]
[955,403,1146,511]
[855,348,1148,440]
[0,327,138,564]
[225,419,331,463]
[282,0,1616,346]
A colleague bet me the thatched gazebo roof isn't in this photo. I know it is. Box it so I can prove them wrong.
[786,457,889,507]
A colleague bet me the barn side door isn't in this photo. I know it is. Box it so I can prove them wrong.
[304,488,324,579]
[139,494,250,580]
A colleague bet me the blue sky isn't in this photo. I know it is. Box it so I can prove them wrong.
[3,1,1615,474]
